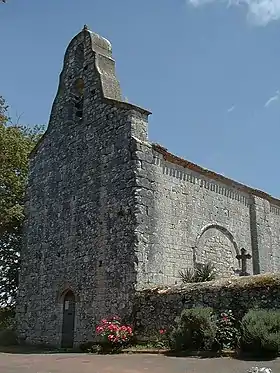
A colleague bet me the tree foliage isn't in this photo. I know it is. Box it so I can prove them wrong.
[0,96,45,307]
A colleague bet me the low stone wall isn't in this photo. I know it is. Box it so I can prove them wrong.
[133,274,280,340]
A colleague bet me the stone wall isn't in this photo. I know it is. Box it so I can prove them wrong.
[16,27,150,347]
[134,140,252,287]
[133,139,280,288]
[270,205,280,271]
[133,274,280,340]
[257,201,280,273]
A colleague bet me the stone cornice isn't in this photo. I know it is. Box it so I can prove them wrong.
[153,143,280,208]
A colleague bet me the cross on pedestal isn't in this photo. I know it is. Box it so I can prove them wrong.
[236,248,252,276]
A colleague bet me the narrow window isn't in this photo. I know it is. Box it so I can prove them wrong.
[71,78,84,121]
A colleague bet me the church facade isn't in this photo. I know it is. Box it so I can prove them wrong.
[16,26,280,348]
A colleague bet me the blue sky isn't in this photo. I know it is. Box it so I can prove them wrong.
[1,0,280,197]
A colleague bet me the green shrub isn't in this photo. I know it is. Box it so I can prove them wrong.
[0,329,17,346]
[79,341,101,353]
[195,262,216,282]
[0,307,15,330]
[79,341,95,352]
[169,307,217,351]
[240,309,280,356]
[179,262,216,283]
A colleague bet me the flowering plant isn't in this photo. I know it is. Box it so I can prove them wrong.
[215,309,239,350]
[95,316,133,352]
[154,328,169,349]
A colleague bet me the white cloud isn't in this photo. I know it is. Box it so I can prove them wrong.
[264,90,279,107]
[188,0,280,25]
[227,105,235,113]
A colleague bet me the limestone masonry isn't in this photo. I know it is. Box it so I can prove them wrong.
[134,274,280,341]
[16,26,280,348]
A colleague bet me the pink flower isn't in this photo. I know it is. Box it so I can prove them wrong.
[159,329,166,334]
[108,324,118,332]
[96,326,104,333]
[97,317,133,345]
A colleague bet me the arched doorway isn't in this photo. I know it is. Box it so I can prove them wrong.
[61,290,75,348]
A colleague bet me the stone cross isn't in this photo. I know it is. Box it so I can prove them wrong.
[236,248,252,276]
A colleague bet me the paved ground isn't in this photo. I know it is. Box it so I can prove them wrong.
[0,353,279,373]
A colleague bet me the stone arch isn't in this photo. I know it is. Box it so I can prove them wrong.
[194,224,240,277]
[63,289,75,300]
[195,224,239,255]
[58,287,80,303]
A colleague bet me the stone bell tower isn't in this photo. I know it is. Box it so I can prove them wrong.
[16,25,151,348]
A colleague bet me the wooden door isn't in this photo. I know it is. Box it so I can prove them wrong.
[61,290,75,348]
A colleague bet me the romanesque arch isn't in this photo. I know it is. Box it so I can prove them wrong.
[194,224,240,277]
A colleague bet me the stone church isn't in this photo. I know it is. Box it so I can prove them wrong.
[16,26,280,348]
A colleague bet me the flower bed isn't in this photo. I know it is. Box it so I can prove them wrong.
[95,316,133,353]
